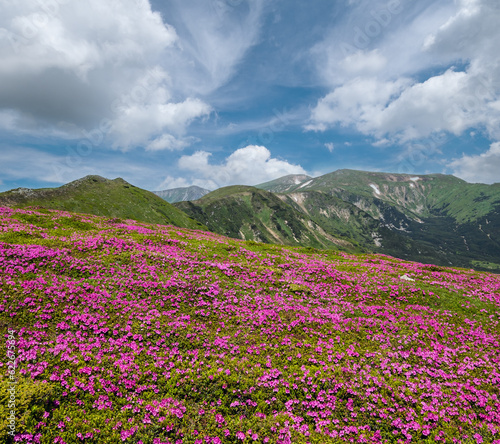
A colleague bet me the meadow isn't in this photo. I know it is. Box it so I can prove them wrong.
[0,206,499,443]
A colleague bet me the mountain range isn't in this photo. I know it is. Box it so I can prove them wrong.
[174,170,500,272]
[153,185,211,203]
[1,170,499,272]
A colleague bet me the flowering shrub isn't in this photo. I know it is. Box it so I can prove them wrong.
[0,206,499,443]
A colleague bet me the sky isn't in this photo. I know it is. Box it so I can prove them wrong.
[1,0,500,192]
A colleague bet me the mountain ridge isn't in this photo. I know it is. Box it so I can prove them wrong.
[254,169,500,271]
[0,175,206,230]
[153,185,211,203]
[2,170,499,272]
[174,185,356,250]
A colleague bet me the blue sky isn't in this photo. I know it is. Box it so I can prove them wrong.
[1,0,500,192]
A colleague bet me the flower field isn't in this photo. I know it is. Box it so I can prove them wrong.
[1,206,499,444]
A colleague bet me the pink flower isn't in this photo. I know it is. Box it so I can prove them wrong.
[236,431,246,440]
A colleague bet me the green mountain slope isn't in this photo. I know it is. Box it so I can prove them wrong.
[174,185,356,250]
[2,206,499,442]
[260,170,500,271]
[0,175,205,230]
[279,169,500,222]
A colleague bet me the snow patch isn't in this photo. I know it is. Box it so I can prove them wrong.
[298,180,313,189]
[371,232,382,247]
[369,184,381,195]
[410,177,421,182]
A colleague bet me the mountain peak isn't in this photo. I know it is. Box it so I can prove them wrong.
[67,175,108,184]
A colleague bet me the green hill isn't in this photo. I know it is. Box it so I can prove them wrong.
[0,175,205,230]
[174,185,357,250]
[2,171,498,272]
[257,169,500,271]
[1,206,499,442]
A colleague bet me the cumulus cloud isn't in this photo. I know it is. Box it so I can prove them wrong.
[145,134,195,152]
[0,0,211,149]
[449,142,500,184]
[160,145,307,190]
[306,77,411,133]
[308,0,500,143]
[111,96,211,150]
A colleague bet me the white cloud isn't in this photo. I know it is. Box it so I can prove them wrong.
[0,0,211,150]
[339,49,387,75]
[145,134,195,152]
[305,77,411,133]
[156,175,191,190]
[372,138,390,147]
[166,145,307,190]
[111,97,212,150]
[325,142,335,152]
[449,142,500,184]
[308,0,500,143]
[161,0,265,95]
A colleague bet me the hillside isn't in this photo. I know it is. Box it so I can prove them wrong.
[153,185,211,203]
[256,170,500,272]
[174,185,356,250]
[0,175,205,230]
[1,206,499,443]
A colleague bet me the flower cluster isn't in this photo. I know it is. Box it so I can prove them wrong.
[0,207,499,443]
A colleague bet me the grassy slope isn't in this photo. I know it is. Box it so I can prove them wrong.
[270,170,500,271]
[286,169,500,223]
[176,178,500,272]
[0,176,205,230]
[175,186,355,251]
[0,207,499,443]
